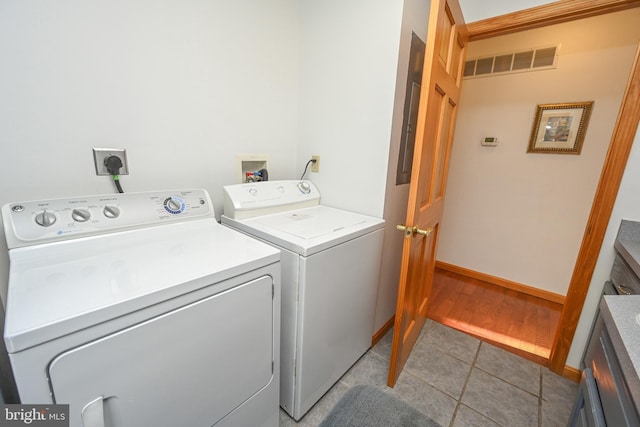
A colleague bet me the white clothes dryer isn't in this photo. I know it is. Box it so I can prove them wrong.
[221,180,384,420]
[2,189,281,427]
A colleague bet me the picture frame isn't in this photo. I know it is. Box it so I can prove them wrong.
[527,101,594,154]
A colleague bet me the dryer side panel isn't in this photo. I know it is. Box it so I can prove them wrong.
[48,276,274,427]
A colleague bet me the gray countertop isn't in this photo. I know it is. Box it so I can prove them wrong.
[601,295,640,409]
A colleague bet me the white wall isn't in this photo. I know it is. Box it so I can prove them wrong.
[296,0,404,218]
[437,9,640,295]
[0,0,300,303]
[458,0,553,22]
[0,0,415,333]
[297,0,422,332]
[1,0,629,374]
[374,0,430,331]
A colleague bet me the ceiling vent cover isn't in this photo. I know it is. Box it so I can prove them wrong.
[463,45,558,79]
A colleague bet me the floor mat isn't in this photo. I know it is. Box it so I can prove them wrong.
[319,384,442,427]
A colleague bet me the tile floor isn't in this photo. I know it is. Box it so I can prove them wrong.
[279,320,578,427]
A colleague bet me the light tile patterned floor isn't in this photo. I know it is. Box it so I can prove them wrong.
[279,320,578,427]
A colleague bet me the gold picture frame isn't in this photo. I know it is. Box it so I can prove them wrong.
[527,101,593,154]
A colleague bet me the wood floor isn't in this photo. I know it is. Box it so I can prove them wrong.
[427,267,563,366]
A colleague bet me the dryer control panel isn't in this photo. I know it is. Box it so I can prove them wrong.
[223,180,320,220]
[2,189,214,248]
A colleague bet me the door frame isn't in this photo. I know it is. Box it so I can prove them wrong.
[464,0,640,375]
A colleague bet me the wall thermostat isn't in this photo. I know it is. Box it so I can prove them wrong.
[481,137,498,146]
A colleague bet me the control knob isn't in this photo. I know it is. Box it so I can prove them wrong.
[35,210,56,227]
[297,181,311,194]
[163,196,185,214]
[167,198,181,212]
[71,208,91,223]
[103,205,121,219]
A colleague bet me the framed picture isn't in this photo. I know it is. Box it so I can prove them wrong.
[527,101,594,154]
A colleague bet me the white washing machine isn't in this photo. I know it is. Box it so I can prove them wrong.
[1,189,280,427]
[221,180,384,420]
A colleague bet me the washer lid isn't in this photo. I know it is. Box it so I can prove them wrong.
[222,205,384,256]
[4,219,280,353]
[255,208,368,239]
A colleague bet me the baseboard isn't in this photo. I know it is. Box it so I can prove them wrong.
[435,261,565,305]
[372,316,394,347]
[563,365,581,383]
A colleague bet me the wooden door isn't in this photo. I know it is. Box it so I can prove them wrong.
[388,0,467,387]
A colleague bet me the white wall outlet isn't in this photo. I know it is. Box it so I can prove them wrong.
[93,148,129,176]
[311,155,320,173]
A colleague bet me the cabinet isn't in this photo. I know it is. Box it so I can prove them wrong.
[569,308,640,426]
[567,368,605,427]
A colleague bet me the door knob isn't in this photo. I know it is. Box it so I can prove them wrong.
[413,227,433,236]
[396,224,413,238]
[396,224,434,238]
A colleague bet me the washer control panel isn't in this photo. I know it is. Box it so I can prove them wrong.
[2,189,213,248]
[223,180,320,220]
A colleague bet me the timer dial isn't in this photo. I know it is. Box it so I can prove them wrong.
[297,181,311,194]
[164,196,185,214]
[35,210,56,227]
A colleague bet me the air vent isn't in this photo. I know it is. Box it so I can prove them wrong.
[463,45,558,79]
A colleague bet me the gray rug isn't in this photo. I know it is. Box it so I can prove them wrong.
[319,385,442,427]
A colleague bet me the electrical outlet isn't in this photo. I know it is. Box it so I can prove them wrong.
[93,148,129,176]
[311,155,320,173]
